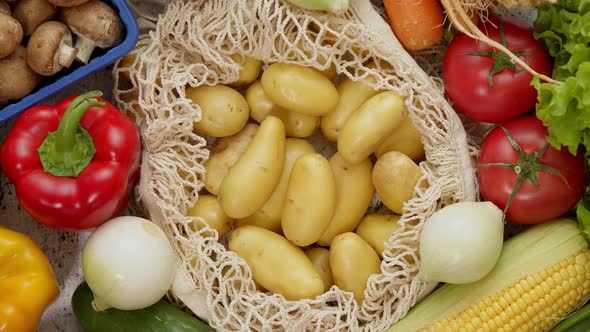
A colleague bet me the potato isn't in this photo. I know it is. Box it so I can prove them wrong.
[305,247,333,292]
[218,116,285,219]
[186,194,234,238]
[291,39,338,80]
[282,153,336,246]
[372,151,423,214]
[330,232,381,304]
[187,85,250,137]
[118,89,144,123]
[375,113,425,162]
[317,153,374,246]
[320,79,380,142]
[246,81,319,138]
[316,63,337,80]
[117,46,139,83]
[117,45,161,87]
[338,91,406,165]
[204,123,259,195]
[229,225,324,300]
[236,138,315,233]
[228,55,263,87]
[355,214,401,258]
[261,63,339,116]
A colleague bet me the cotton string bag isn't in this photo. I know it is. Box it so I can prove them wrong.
[113,0,477,330]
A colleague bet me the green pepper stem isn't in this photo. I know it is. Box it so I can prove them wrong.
[37,91,106,177]
[55,91,104,155]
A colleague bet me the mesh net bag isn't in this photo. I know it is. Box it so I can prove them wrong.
[112,0,477,330]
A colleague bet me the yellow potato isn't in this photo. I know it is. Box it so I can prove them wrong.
[218,116,285,219]
[317,153,374,246]
[292,39,338,80]
[375,113,425,162]
[305,247,333,292]
[228,54,263,87]
[236,138,315,233]
[246,81,319,138]
[316,63,338,80]
[118,89,144,123]
[282,153,336,246]
[187,85,250,137]
[186,194,234,238]
[355,214,401,258]
[330,232,381,304]
[229,225,324,300]
[117,45,140,83]
[117,45,161,86]
[372,151,423,214]
[261,63,339,116]
[204,123,259,195]
[337,91,406,165]
[320,79,380,142]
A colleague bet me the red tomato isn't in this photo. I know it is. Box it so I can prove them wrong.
[443,16,551,123]
[478,116,586,224]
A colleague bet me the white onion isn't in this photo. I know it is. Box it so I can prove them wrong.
[419,201,504,284]
[82,216,177,311]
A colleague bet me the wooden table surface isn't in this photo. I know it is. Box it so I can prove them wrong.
[0,69,114,332]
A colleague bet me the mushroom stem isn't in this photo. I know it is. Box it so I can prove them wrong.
[59,43,78,67]
[74,35,97,64]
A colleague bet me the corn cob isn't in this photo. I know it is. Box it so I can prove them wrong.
[389,219,590,332]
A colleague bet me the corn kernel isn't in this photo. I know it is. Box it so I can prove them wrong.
[487,305,498,317]
[417,251,590,332]
[508,319,518,329]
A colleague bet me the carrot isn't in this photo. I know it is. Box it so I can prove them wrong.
[383,0,445,52]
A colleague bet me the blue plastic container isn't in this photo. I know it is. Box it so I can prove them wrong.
[0,0,139,123]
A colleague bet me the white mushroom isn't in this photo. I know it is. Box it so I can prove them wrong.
[48,0,88,6]
[0,0,10,15]
[0,12,23,58]
[27,21,78,76]
[60,0,124,64]
[0,46,41,100]
[13,0,58,35]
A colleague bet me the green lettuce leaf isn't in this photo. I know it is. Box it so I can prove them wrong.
[534,0,590,80]
[576,190,590,241]
[534,0,590,231]
[533,62,590,155]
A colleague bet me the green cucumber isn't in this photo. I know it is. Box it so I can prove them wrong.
[72,282,215,332]
[550,301,590,332]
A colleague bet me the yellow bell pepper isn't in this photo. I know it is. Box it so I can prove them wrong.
[0,227,60,332]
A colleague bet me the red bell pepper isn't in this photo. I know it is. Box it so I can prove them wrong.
[0,91,141,231]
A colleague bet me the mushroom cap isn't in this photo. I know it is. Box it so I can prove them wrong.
[27,21,76,76]
[0,12,23,59]
[13,0,58,35]
[0,46,41,100]
[48,0,89,6]
[0,0,10,15]
[61,0,124,48]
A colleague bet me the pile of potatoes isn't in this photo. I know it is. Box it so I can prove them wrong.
[0,0,123,103]
[179,57,426,304]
